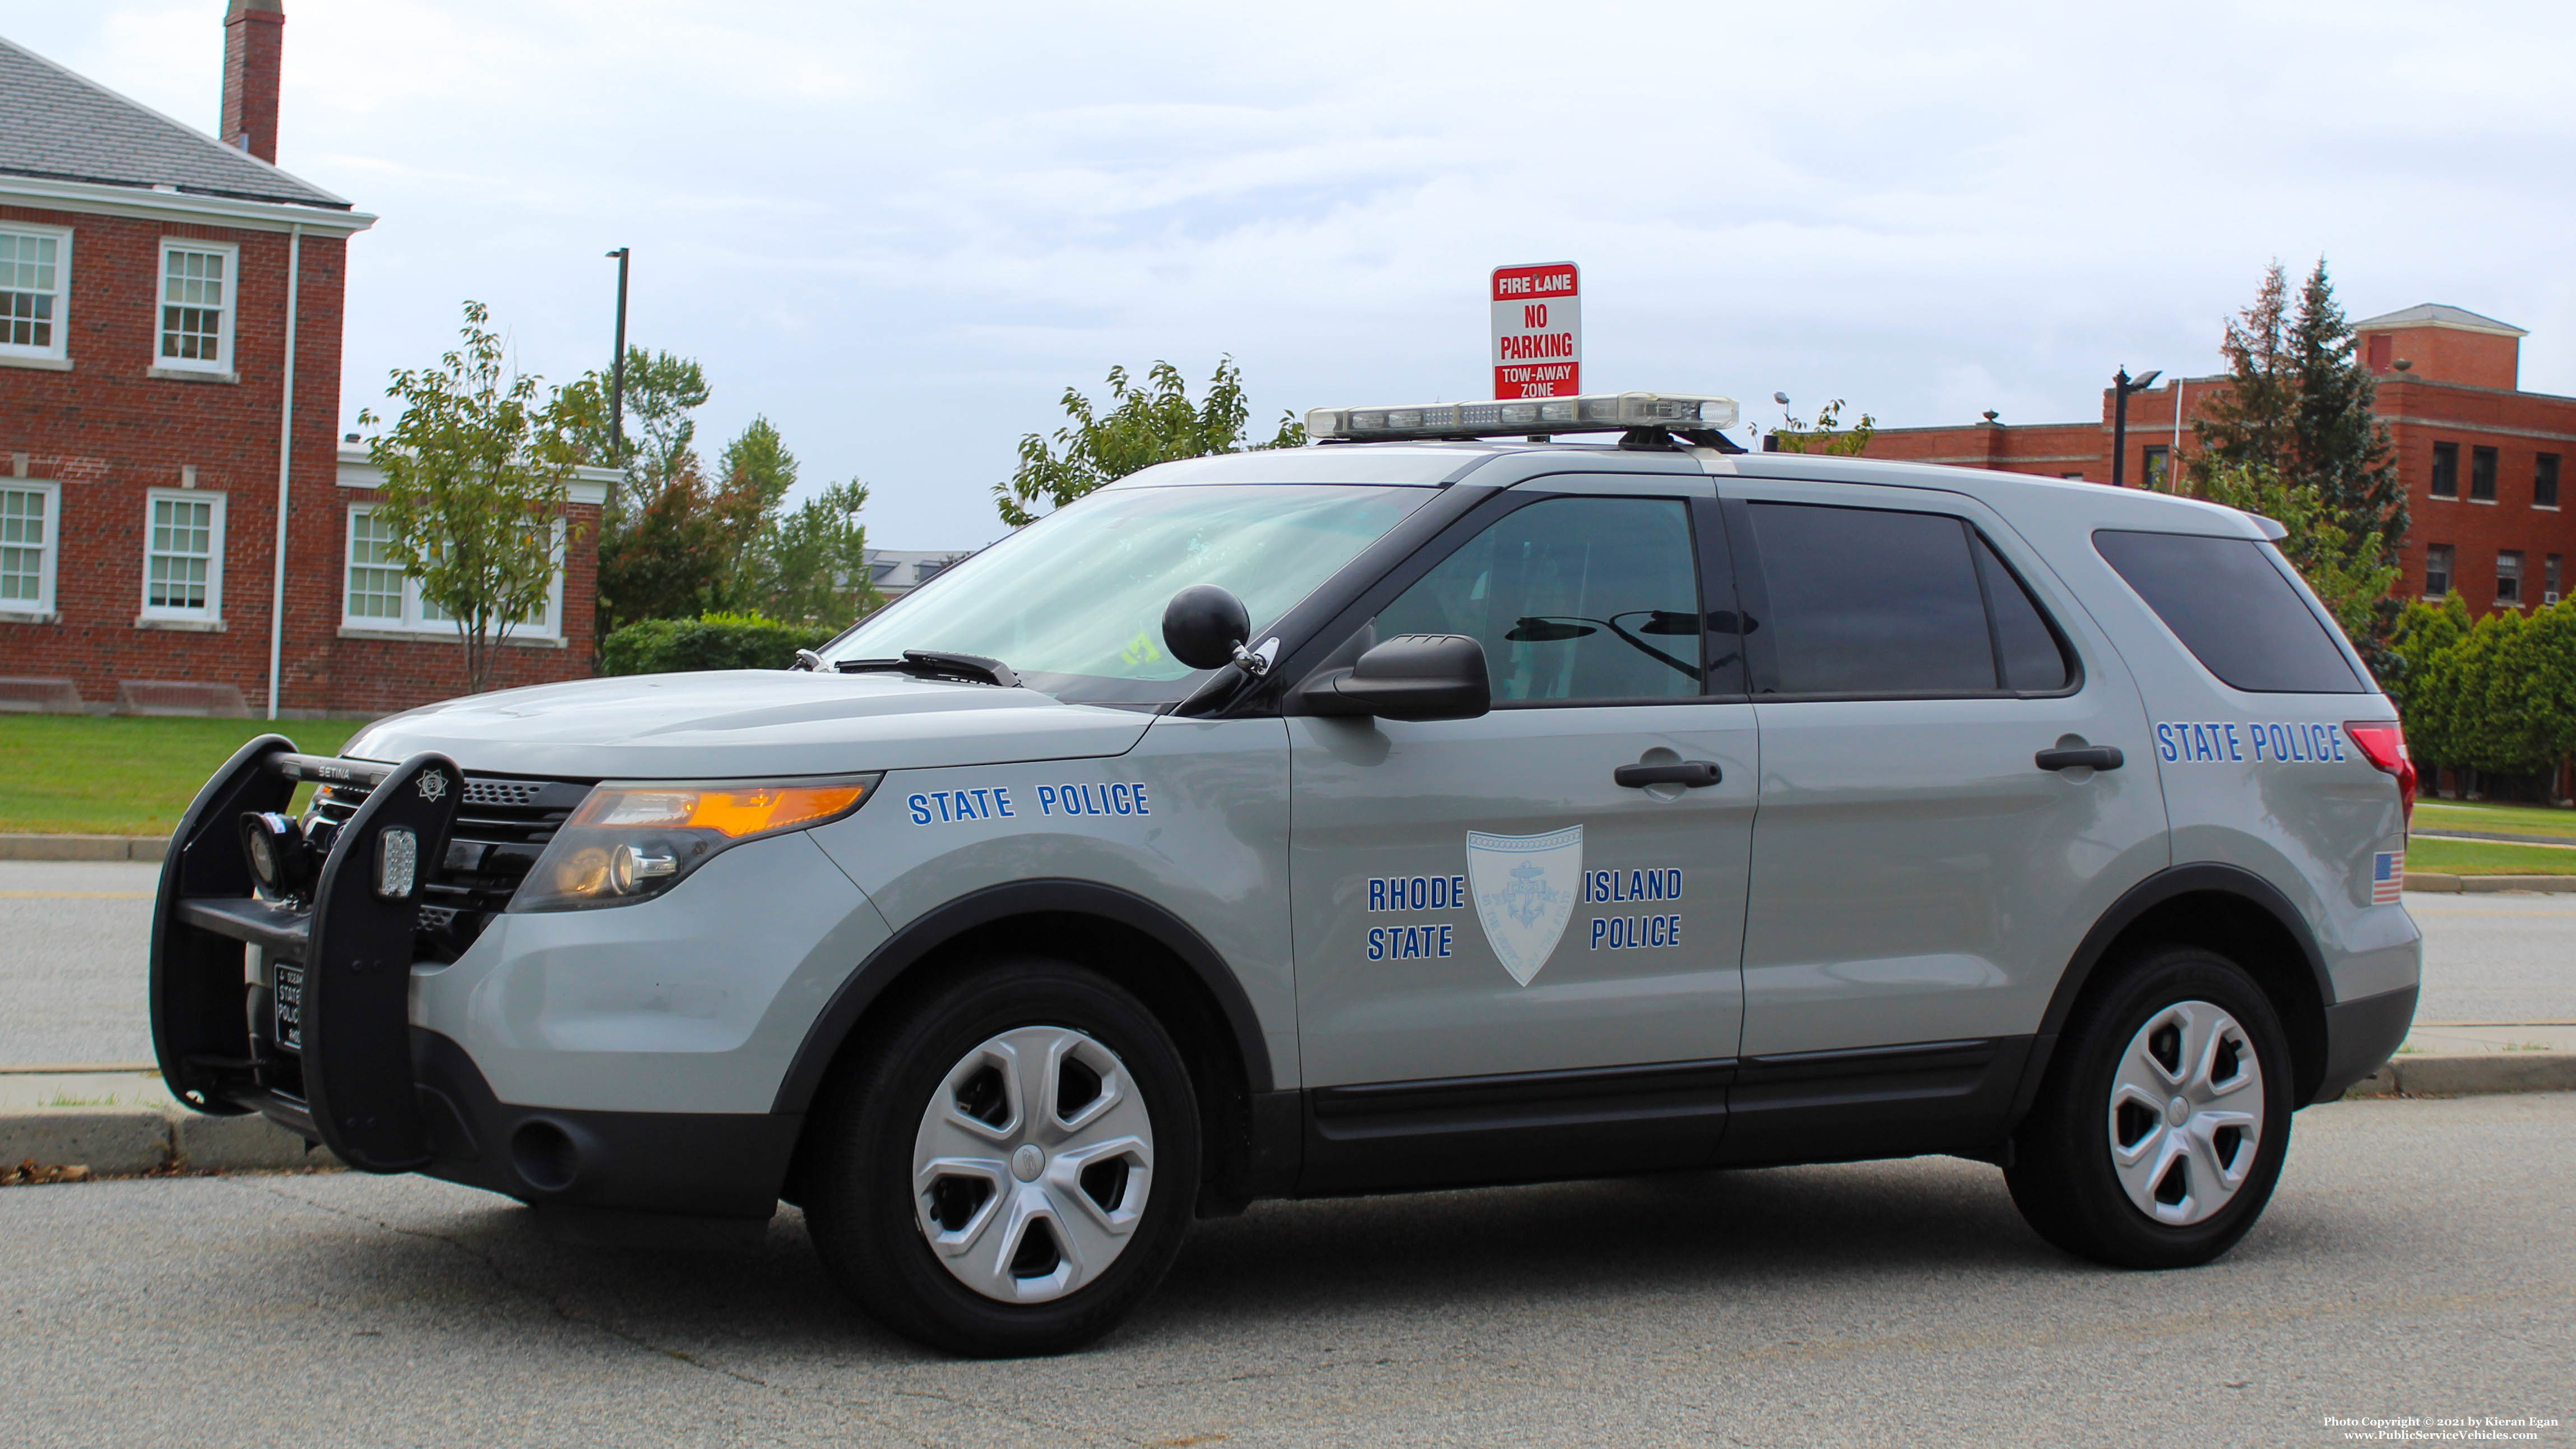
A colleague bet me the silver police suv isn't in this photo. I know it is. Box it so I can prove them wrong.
[154,392,2421,1355]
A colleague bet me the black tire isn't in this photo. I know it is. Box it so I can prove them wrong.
[2005,945,2295,1270]
[801,957,1201,1356]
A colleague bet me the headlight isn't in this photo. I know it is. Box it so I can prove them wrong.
[512,775,880,912]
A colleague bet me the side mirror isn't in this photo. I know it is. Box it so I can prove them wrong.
[1162,585,1252,672]
[1300,634,1489,721]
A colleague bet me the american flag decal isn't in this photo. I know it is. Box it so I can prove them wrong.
[2372,851,2405,905]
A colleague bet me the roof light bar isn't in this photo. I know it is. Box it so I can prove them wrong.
[1306,391,1740,443]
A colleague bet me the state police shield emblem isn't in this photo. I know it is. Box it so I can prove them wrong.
[1466,826,1583,987]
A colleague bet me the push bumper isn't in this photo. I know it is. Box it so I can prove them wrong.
[149,735,798,1217]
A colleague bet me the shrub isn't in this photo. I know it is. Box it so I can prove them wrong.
[599,612,837,676]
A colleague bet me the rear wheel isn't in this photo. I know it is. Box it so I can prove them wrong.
[803,958,1200,1356]
[2006,946,2294,1269]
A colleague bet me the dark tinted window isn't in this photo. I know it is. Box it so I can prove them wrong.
[1973,535,2071,691]
[1377,496,1702,702]
[1746,503,1995,695]
[2093,530,2364,693]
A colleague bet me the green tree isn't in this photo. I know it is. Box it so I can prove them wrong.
[572,346,712,520]
[2388,596,2472,778]
[2194,259,2405,676]
[1767,398,1877,456]
[763,479,883,626]
[356,301,592,695]
[995,357,1305,527]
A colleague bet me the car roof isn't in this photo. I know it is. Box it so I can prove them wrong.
[1115,440,2271,540]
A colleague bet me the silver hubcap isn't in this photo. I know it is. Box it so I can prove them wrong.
[2107,999,2265,1226]
[911,1025,1154,1304]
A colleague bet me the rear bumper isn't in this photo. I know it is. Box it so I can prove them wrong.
[2313,984,2419,1104]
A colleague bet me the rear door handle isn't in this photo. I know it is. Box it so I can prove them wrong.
[2035,746,2124,772]
[1615,760,1722,788]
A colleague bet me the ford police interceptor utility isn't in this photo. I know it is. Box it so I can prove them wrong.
[151,392,2421,1355]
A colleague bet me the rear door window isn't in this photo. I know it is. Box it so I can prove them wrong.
[1738,502,2073,697]
[2092,530,2363,694]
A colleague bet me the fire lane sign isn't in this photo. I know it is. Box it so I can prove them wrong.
[1492,262,1580,399]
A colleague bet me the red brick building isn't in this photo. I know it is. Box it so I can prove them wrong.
[1861,304,2575,617]
[1,3,608,718]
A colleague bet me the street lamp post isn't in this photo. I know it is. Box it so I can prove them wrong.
[605,247,630,459]
[2109,365,2162,488]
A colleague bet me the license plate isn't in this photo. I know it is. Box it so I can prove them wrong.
[272,964,304,1052]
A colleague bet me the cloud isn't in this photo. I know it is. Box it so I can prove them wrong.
[13,0,2573,546]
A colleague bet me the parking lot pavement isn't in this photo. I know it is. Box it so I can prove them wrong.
[0,861,158,1068]
[1,860,2566,1068]
[2,1092,2569,1448]
[2397,894,2576,1024]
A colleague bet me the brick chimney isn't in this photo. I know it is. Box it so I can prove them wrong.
[220,0,285,164]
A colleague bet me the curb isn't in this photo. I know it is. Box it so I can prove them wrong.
[0,834,168,863]
[2390,866,2576,892]
[1,1104,337,1178]
[2342,1051,2576,1099]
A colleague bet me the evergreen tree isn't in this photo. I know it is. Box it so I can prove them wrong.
[2193,259,2406,678]
[2190,262,2296,488]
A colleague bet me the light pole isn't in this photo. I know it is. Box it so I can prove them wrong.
[605,247,630,460]
[2110,366,2161,487]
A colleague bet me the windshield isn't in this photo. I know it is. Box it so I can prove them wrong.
[822,484,1430,702]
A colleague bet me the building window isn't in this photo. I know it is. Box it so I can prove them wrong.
[139,489,225,621]
[156,242,237,371]
[2424,544,2453,598]
[2498,550,2524,606]
[342,505,564,638]
[2538,453,2561,510]
[2470,446,2499,503]
[2141,446,2170,490]
[0,228,70,360]
[2430,442,2459,499]
[0,481,59,615]
[2547,554,2563,605]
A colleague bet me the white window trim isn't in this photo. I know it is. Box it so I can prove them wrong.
[340,504,566,640]
[0,223,71,363]
[137,487,226,624]
[0,477,62,619]
[153,238,239,374]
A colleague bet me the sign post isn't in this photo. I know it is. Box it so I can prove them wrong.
[1491,262,1580,399]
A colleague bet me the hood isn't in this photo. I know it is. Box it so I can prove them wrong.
[338,670,1155,781]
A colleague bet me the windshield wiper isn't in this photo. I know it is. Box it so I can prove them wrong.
[825,650,1021,688]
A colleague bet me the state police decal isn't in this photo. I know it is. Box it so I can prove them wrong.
[1466,826,1583,987]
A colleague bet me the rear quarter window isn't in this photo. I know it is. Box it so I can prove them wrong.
[2092,529,2364,694]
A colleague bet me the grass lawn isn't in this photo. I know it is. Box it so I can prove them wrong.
[0,716,363,836]
[2411,798,2576,842]
[2403,834,2576,877]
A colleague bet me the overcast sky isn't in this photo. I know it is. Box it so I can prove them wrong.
[11,1,2573,548]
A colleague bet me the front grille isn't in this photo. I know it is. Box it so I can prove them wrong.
[310,771,592,961]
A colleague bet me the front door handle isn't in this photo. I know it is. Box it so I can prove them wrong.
[1615,760,1722,788]
[2036,746,2124,772]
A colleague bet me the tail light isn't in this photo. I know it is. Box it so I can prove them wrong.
[2345,721,2416,828]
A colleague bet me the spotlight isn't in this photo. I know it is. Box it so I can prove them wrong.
[240,812,312,897]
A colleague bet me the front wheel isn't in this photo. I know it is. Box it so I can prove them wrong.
[2006,946,2295,1270]
[802,958,1201,1356]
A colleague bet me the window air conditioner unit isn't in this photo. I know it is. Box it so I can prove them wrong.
[2549,591,2561,605]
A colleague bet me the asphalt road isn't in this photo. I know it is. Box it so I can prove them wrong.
[1,862,2568,1067]
[2,1092,2569,1447]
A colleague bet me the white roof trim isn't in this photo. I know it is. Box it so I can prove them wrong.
[0,174,375,236]
[337,444,617,507]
